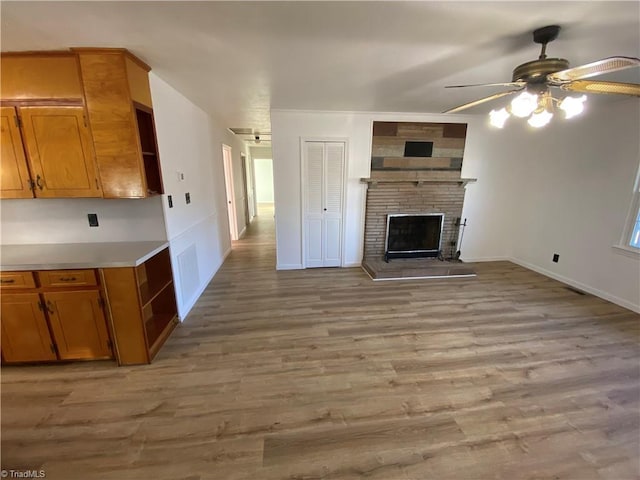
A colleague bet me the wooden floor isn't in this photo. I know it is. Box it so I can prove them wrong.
[2,205,640,480]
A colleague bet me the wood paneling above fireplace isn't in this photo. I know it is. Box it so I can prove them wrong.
[371,121,467,173]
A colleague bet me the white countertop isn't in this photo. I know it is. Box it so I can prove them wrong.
[0,241,169,271]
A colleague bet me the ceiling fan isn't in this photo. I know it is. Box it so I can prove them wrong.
[443,25,640,128]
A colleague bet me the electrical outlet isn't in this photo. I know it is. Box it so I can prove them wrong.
[185,192,191,204]
[552,253,559,263]
[168,195,173,208]
[88,213,99,227]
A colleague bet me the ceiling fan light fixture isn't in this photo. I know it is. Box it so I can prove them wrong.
[509,91,539,117]
[489,108,510,128]
[527,109,553,128]
[558,95,587,119]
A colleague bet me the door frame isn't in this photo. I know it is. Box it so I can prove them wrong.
[222,144,238,241]
[300,137,349,268]
[240,153,251,228]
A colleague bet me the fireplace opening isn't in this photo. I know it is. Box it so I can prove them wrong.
[385,213,444,261]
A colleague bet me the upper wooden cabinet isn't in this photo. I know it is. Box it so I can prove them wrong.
[0,48,164,199]
[0,52,84,101]
[20,106,101,198]
[74,48,163,198]
[0,105,101,198]
[0,106,32,198]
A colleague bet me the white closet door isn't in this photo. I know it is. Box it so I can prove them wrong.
[303,140,345,268]
[304,142,325,267]
[323,143,344,266]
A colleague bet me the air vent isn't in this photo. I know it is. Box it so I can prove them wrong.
[228,127,254,135]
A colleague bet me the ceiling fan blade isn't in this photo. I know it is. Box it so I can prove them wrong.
[548,56,640,83]
[561,80,640,96]
[445,81,525,89]
[443,89,523,114]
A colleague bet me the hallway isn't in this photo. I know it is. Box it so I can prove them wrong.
[1,206,639,479]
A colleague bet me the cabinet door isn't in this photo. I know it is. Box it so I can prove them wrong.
[19,106,102,198]
[1,293,57,363]
[44,291,112,360]
[0,106,33,199]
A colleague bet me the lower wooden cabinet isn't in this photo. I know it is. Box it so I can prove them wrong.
[102,247,178,365]
[1,247,178,366]
[44,291,111,360]
[0,269,114,364]
[0,292,57,363]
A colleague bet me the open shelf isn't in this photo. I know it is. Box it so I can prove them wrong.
[138,279,173,307]
[102,245,179,366]
[135,105,163,195]
[136,247,178,358]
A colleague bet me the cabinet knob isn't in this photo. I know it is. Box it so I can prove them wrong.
[36,175,44,190]
[0,279,15,284]
[46,301,54,314]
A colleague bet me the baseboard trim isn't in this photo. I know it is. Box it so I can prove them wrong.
[180,246,232,322]
[510,257,640,314]
[343,262,363,268]
[460,256,510,263]
[179,269,216,322]
[276,263,303,270]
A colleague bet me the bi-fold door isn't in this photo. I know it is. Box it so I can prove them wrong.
[303,141,345,268]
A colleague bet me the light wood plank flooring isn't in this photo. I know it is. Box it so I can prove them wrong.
[2,206,639,479]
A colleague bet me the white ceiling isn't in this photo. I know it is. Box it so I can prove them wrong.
[2,1,639,133]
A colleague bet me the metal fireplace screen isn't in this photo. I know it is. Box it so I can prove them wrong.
[385,213,444,260]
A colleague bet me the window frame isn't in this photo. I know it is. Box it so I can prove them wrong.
[615,161,640,257]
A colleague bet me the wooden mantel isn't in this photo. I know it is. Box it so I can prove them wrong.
[360,177,477,187]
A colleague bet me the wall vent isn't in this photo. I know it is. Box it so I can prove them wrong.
[178,244,200,306]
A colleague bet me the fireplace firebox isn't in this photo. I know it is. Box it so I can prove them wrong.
[384,213,444,261]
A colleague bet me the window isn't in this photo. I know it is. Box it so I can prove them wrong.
[630,209,640,248]
[620,163,640,251]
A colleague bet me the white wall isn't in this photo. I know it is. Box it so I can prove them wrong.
[504,99,640,312]
[250,146,273,160]
[270,110,508,270]
[270,102,640,311]
[150,73,246,319]
[254,158,274,203]
[0,197,166,244]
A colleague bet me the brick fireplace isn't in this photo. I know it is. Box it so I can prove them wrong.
[362,121,475,263]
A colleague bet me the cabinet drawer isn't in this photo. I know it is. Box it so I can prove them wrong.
[0,271,36,289]
[38,269,98,287]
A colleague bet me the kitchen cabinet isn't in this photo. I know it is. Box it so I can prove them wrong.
[0,269,113,364]
[102,247,178,365]
[0,48,164,200]
[0,243,177,366]
[44,291,111,360]
[75,48,164,198]
[0,292,57,363]
[0,105,101,199]
[0,106,32,198]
